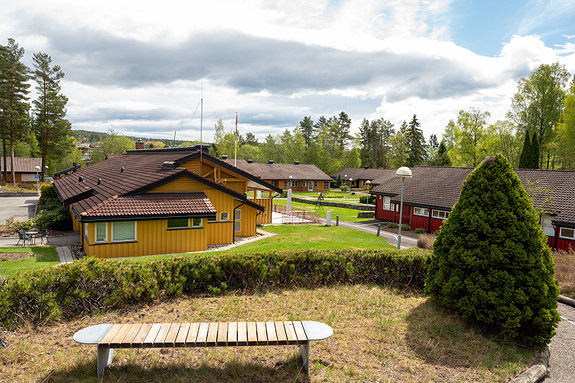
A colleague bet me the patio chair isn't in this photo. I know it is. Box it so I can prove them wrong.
[34,230,49,245]
[16,230,30,246]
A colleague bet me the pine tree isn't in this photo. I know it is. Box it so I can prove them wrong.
[0,38,31,183]
[425,155,559,345]
[32,52,72,181]
[405,114,426,167]
[519,131,531,168]
[529,132,540,169]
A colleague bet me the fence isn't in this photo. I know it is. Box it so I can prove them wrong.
[273,204,322,224]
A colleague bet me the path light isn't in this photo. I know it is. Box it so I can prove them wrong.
[395,166,412,249]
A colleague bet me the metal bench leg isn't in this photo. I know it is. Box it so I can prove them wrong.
[97,345,114,378]
[300,342,310,373]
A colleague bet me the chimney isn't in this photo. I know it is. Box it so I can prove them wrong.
[162,161,176,170]
[364,166,369,169]
[247,159,253,163]
[136,139,145,150]
[222,155,228,160]
[268,160,274,164]
[193,143,210,154]
[294,161,300,165]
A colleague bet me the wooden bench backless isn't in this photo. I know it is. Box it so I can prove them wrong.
[73,320,333,378]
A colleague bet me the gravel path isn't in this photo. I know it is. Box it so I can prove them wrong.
[543,302,575,382]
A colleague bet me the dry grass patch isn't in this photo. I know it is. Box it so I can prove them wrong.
[417,234,436,250]
[0,285,534,382]
[554,249,575,297]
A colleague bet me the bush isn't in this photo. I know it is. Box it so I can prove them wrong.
[0,248,430,330]
[415,228,426,234]
[417,233,435,250]
[34,183,72,230]
[387,222,398,228]
[5,216,36,232]
[359,195,376,204]
[401,224,411,231]
[340,185,350,192]
[425,155,559,345]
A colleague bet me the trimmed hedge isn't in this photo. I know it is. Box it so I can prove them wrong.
[0,248,429,329]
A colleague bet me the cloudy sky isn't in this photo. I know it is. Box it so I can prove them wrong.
[2,0,575,143]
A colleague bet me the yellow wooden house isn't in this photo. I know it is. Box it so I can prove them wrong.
[53,146,281,258]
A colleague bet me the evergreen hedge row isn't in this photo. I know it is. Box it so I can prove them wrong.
[0,248,429,330]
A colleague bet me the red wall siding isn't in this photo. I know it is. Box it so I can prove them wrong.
[429,218,446,233]
[554,236,575,251]
[411,215,428,230]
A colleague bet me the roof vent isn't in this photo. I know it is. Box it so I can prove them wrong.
[268,160,274,164]
[247,159,253,163]
[222,155,228,160]
[162,161,176,170]
[78,176,83,183]
[97,178,101,185]
[120,167,124,173]
[364,166,369,169]
[294,161,300,165]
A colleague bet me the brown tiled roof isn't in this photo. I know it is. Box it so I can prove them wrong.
[222,159,332,181]
[0,157,42,173]
[54,148,271,221]
[79,193,216,221]
[370,166,575,226]
[331,168,396,184]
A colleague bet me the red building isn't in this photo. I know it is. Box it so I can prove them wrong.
[370,166,575,252]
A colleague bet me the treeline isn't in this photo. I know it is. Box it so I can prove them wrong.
[212,62,575,174]
[0,38,74,182]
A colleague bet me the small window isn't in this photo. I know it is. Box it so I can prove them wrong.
[207,215,217,223]
[220,212,229,222]
[291,180,298,187]
[560,227,575,240]
[361,180,366,186]
[112,221,136,242]
[167,218,189,229]
[95,222,107,243]
[432,210,449,220]
[383,196,391,211]
[414,207,429,217]
[302,181,307,187]
[84,223,89,240]
[192,218,203,228]
[323,181,328,190]
[283,181,288,190]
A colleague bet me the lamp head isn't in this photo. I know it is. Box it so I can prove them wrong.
[395,167,412,178]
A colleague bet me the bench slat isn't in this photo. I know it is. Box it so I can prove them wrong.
[216,322,228,346]
[275,321,287,345]
[196,323,209,346]
[247,322,257,345]
[284,321,297,343]
[109,324,133,347]
[227,322,238,345]
[143,323,162,347]
[293,321,307,344]
[237,322,248,346]
[256,322,267,345]
[164,323,181,346]
[132,323,153,347]
[186,322,200,345]
[122,323,143,346]
[99,324,123,345]
[266,321,278,345]
[154,323,172,346]
[206,322,218,346]
[175,323,190,347]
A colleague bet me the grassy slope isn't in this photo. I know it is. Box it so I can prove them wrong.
[0,247,60,276]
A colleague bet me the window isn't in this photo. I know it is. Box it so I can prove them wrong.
[302,181,307,187]
[207,215,217,223]
[220,212,229,222]
[383,196,391,211]
[95,222,107,243]
[560,227,575,240]
[192,218,203,228]
[291,180,298,187]
[541,215,555,237]
[112,221,136,242]
[283,181,288,190]
[432,210,449,220]
[323,181,329,190]
[361,180,366,186]
[84,223,89,240]
[167,218,189,229]
[413,207,429,217]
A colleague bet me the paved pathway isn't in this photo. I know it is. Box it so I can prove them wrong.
[543,301,575,382]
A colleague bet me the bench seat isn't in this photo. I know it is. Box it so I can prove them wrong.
[74,320,333,378]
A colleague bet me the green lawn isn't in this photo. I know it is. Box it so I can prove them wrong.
[0,247,60,276]
[275,199,374,223]
[123,225,393,262]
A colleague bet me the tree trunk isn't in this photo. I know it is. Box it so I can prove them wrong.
[2,139,7,182]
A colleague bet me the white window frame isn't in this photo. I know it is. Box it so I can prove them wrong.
[291,180,298,187]
[192,218,203,228]
[95,222,108,243]
[541,215,555,237]
[560,227,575,240]
[432,210,449,220]
[383,196,391,211]
[84,223,89,241]
[220,212,230,222]
[111,221,137,242]
[167,218,189,230]
[301,181,307,187]
[413,207,429,217]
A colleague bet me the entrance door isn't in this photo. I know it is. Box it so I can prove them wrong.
[308,181,314,191]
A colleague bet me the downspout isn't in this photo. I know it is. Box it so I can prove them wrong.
[233,201,246,243]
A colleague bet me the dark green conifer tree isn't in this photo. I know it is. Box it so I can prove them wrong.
[425,154,559,345]
[529,133,540,169]
[519,131,531,168]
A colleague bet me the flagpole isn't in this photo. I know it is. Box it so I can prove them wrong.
[235,112,238,167]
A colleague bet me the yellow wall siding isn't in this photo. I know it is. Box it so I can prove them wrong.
[235,205,257,236]
[86,219,207,259]
[206,222,233,245]
[148,178,207,193]
[252,197,273,224]
[181,158,248,193]
[70,206,81,231]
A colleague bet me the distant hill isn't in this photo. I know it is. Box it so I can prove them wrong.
[72,129,196,147]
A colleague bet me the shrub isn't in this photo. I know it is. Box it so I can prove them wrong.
[415,228,426,234]
[34,183,72,230]
[401,224,411,231]
[417,233,435,250]
[5,216,36,232]
[359,195,376,204]
[387,222,398,228]
[425,155,559,345]
[0,248,430,330]
[340,185,350,192]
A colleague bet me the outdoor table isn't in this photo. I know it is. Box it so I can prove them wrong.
[25,230,39,244]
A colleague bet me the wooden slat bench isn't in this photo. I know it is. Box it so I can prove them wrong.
[73,320,333,378]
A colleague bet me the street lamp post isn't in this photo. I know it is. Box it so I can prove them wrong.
[395,166,412,249]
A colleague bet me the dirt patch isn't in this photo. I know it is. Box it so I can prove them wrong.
[0,224,15,237]
[0,252,34,261]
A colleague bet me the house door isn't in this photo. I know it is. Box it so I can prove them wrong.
[308,182,313,191]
